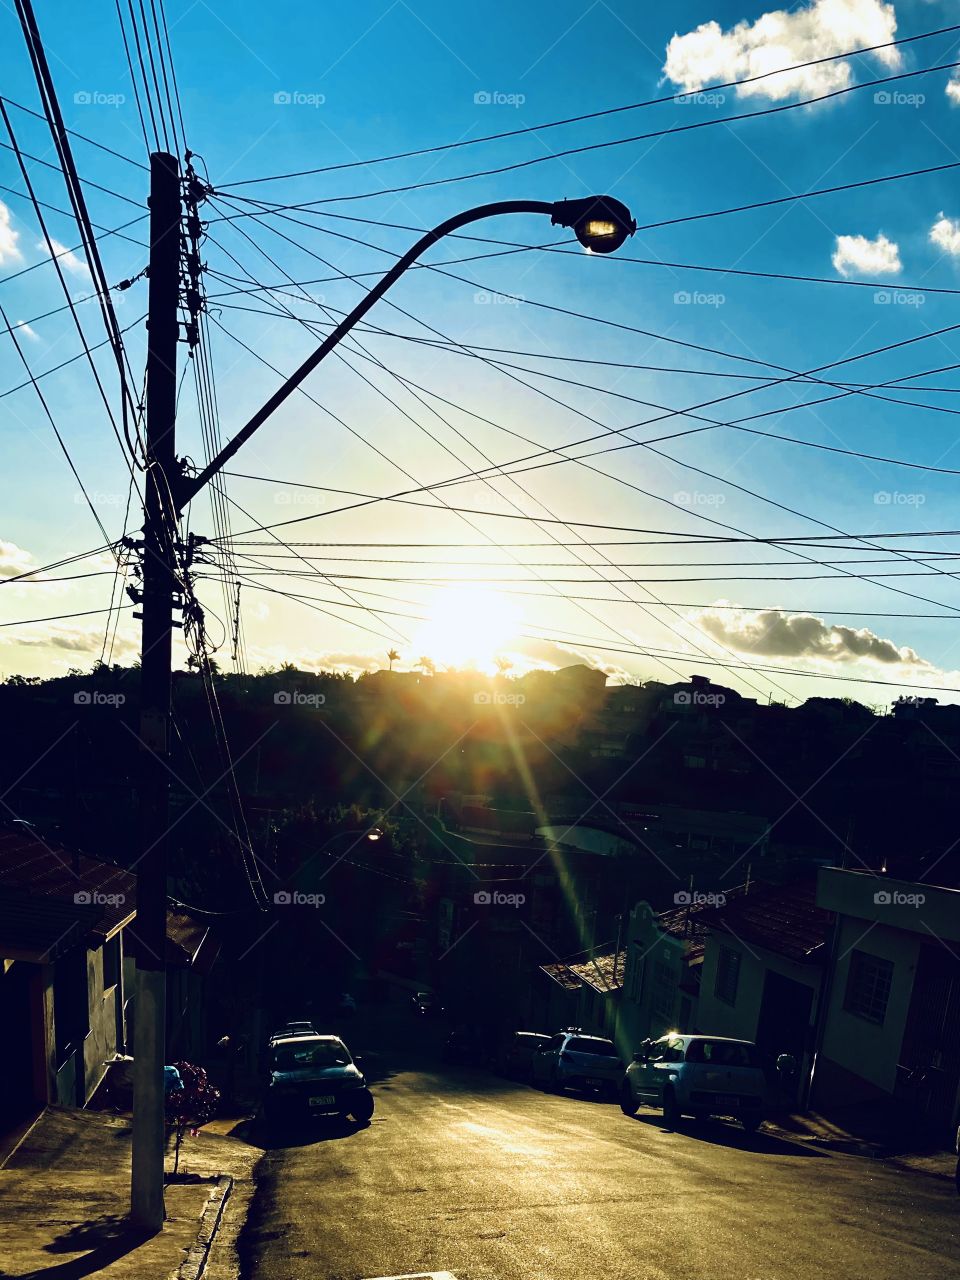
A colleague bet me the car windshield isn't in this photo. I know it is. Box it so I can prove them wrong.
[271,1040,350,1071]
[567,1037,619,1057]
[684,1039,761,1067]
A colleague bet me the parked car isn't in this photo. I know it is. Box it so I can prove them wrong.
[496,1031,552,1080]
[411,991,443,1017]
[621,1033,783,1132]
[264,1032,374,1125]
[531,1030,623,1095]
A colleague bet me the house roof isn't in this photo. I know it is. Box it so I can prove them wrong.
[0,885,102,963]
[540,948,625,994]
[695,879,831,964]
[0,828,135,940]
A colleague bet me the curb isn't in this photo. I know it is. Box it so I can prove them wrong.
[176,1174,233,1280]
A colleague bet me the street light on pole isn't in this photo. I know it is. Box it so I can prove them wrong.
[131,184,635,1229]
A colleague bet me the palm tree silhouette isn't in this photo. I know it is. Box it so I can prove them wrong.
[387,649,400,671]
[495,656,513,676]
[417,656,436,676]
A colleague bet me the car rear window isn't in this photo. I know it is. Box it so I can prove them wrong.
[567,1037,619,1057]
[684,1039,760,1067]
[271,1040,350,1071]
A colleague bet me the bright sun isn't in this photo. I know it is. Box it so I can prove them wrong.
[416,587,520,671]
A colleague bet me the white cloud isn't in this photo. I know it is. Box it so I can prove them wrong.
[693,605,930,667]
[947,72,960,104]
[663,0,900,101]
[0,539,36,580]
[929,213,960,257]
[0,200,20,264]
[832,232,901,276]
[15,320,38,341]
[41,238,91,279]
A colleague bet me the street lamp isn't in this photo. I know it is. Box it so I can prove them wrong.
[132,172,635,1229]
[176,193,636,506]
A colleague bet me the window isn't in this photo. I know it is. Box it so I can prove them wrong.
[649,1036,685,1063]
[684,755,706,770]
[844,950,893,1025]
[685,1039,761,1067]
[102,935,120,992]
[652,960,675,1021]
[714,946,741,1006]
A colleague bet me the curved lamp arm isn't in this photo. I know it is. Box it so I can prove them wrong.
[177,196,632,508]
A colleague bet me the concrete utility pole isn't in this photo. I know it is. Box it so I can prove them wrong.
[131,150,182,1231]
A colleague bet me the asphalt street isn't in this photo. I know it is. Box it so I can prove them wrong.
[237,1016,959,1280]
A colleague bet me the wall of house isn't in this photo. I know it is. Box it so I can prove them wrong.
[81,941,122,1104]
[816,920,920,1101]
[617,903,691,1055]
[697,933,820,1053]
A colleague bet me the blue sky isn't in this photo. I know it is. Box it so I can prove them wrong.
[4,0,960,707]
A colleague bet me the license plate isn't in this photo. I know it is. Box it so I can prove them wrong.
[589,1078,605,1086]
[309,1094,336,1106]
[716,1094,739,1107]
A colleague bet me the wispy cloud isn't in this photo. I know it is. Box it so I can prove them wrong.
[0,201,21,264]
[41,238,91,279]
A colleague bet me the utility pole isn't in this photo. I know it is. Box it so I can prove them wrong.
[131,150,181,1231]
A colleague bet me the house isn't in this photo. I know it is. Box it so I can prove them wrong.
[0,826,218,1131]
[811,867,960,1137]
[694,880,831,1095]
[617,899,712,1050]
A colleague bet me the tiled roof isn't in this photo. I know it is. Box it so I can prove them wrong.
[0,828,135,939]
[695,879,830,963]
[540,948,625,993]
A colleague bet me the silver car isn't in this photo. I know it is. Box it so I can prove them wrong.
[531,1030,623,1096]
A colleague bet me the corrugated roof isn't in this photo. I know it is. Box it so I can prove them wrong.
[695,879,830,963]
[0,829,134,939]
[540,948,625,994]
[0,885,102,962]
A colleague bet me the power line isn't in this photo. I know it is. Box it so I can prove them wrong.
[217,23,960,187]
[0,94,148,169]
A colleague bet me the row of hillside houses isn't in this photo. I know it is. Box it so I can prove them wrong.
[535,867,960,1140]
[0,827,217,1136]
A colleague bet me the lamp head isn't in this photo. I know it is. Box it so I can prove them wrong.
[551,195,636,254]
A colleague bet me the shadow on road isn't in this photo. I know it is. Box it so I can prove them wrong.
[623,1111,828,1157]
[8,1214,157,1280]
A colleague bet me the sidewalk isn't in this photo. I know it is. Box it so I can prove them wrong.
[764,1103,958,1180]
[0,1106,259,1280]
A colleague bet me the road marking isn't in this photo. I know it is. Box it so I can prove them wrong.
[363,1274,458,1279]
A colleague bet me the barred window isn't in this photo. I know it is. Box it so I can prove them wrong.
[714,946,741,1006]
[844,950,893,1025]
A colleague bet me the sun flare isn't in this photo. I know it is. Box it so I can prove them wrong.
[415,587,520,672]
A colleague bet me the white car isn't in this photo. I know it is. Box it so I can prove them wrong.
[531,1030,623,1095]
[621,1033,770,1132]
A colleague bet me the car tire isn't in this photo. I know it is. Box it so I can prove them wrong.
[741,1113,762,1134]
[345,1089,375,1123]
[620,1083,639,1116]
[662,1089,682,1129]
